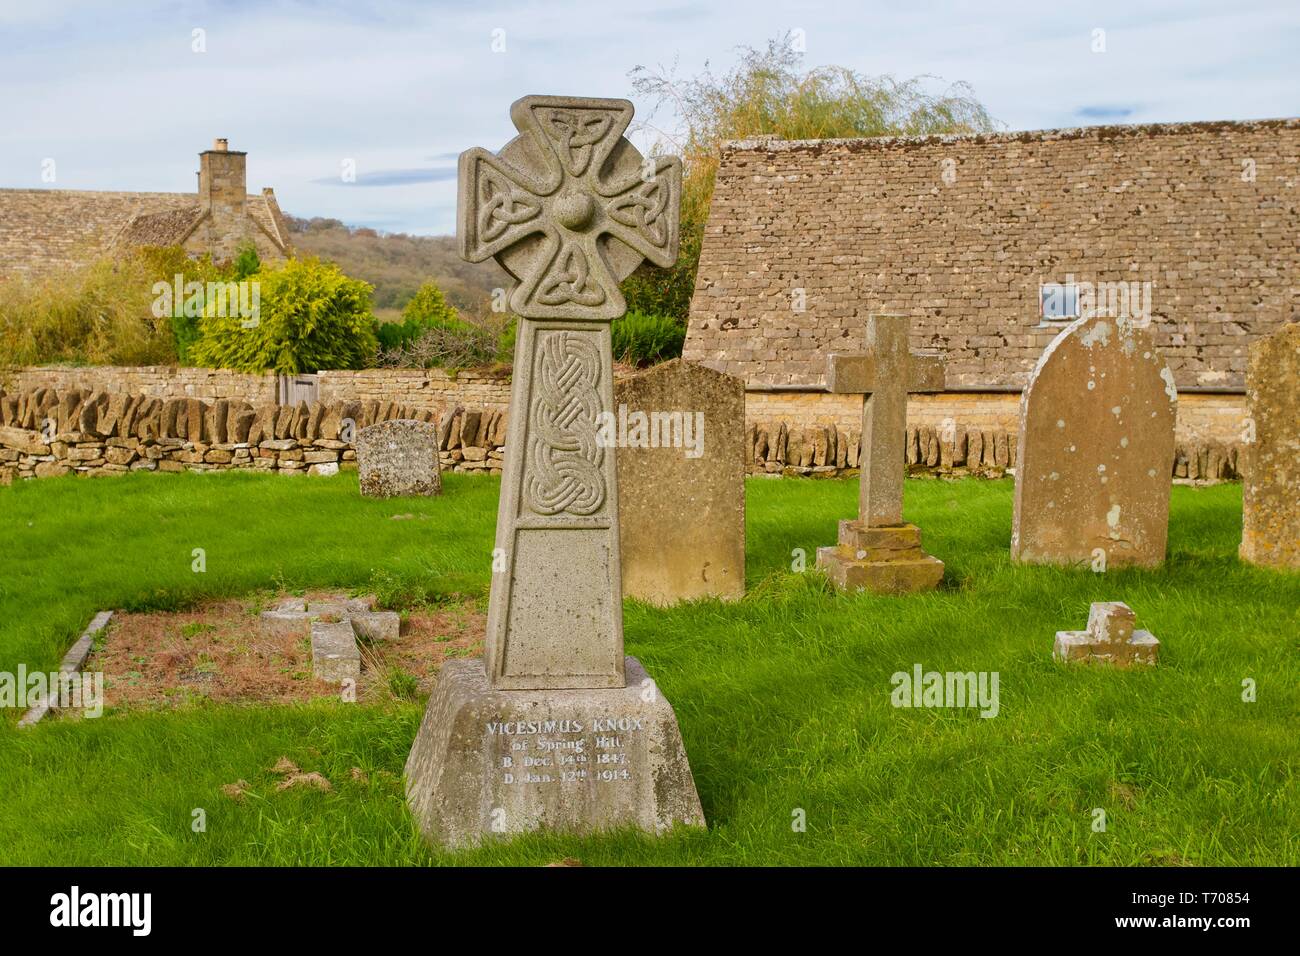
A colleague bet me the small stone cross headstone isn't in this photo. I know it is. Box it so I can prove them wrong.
[404,95,705,848]
[259,594,399,685]
[815,314,947,593]
[1054,601,1159,666]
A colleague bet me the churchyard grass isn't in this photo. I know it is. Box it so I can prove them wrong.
[0,472,1295,865]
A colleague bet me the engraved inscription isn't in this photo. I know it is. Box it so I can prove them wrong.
[487,715,643,786]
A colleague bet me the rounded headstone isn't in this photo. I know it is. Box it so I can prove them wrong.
[1012,315,1177,568]
[355,419,442,498]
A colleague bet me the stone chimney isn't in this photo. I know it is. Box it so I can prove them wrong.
[197,138,248,261]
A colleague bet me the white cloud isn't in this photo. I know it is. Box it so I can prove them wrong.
[0,0,1295,233]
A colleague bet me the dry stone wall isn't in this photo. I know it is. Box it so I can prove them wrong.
[0,382,1241,485]
[317,368,511,409]
[3,365,278,405]
[745,418,1240,482]
[0,386,508,484]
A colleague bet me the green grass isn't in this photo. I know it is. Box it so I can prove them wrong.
[0,471,1296,865]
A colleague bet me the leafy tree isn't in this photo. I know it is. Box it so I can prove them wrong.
[189,256,377,373]
[133,246,230,365]
[402,280,460,327]
[621,36,996,319]
[377,280,462,352]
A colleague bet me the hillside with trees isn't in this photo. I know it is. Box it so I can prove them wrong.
[285,215,506,315]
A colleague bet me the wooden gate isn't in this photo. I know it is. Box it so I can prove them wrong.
[277,373,319,406]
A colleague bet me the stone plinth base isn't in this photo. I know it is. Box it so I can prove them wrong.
[404,656,705,849]
[816,520,944,594]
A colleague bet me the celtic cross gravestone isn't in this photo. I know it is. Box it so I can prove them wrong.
[405,96,705,847]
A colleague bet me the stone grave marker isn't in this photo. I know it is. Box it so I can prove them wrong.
[815,314,947,593]
[1054,601,1159,666]
[614,358,745,604]
[355,419,442,498]
[260,594,399,684]
[1239,322,1299,569]
[404,95,706,848]
[1012,315,1177,568]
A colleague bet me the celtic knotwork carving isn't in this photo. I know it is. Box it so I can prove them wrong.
[537,242,606,308]
[606,178,670,249]
[478,167,541,243]
[542,109,612,177]
[527,331,605,516]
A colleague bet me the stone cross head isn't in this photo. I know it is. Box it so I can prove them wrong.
[458,95,681,321]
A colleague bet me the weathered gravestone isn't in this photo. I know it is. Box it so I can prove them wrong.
[613,359,745,605]
[1240,322,1299,569]
[1012,315,1177,568]
[355,419,442,497]
[816,314,947,593]
[405,95,706,848]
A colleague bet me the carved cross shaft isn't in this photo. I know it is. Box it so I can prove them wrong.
[457,96,681,690]
[825,314,945,527]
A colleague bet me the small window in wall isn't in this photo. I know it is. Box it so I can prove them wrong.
[1039,282,1079,323]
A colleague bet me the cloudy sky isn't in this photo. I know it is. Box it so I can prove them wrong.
[1,0,1296,234]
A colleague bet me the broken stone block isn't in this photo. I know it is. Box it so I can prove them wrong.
[311,619,360,684]
[351,611,400,642]
[1054,601,1159,667]
[259,609,310,638]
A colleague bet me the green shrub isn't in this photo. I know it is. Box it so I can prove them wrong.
[189,256,377,373]
[402,281,459,326]
[231,242,261,281]
[379,317,509,370]
[497,316,518,360]
[610,310,686,366]
[0,251,203,367]
[376,280,462,353]
[135,246,232,365]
